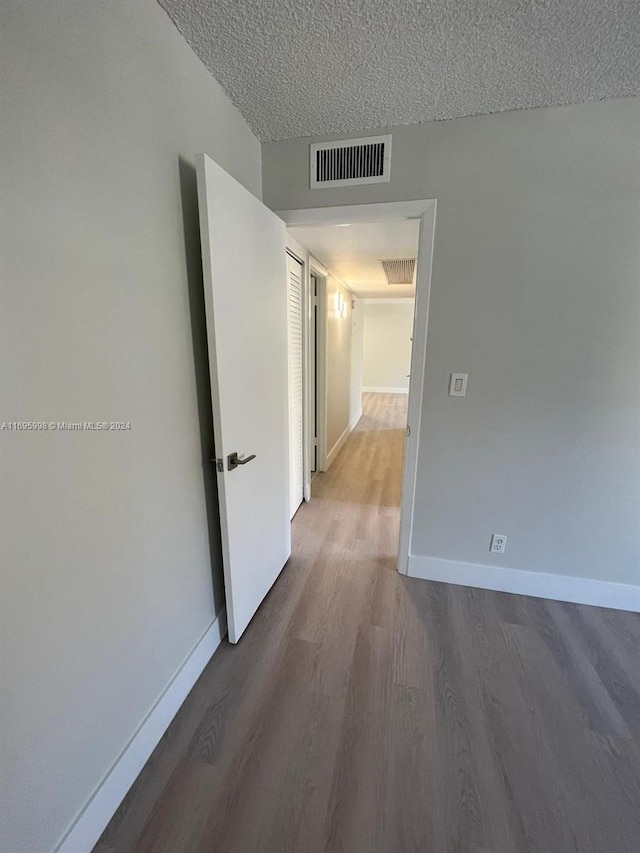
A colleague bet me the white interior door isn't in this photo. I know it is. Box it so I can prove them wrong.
[196,153,290,643]
[287,253,304,518]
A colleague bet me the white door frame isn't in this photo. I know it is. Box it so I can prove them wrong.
[278,200,437,575]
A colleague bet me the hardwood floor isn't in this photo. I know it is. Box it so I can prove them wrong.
[97,392,640,853]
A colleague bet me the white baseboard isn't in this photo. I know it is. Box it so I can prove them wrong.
[407,556,640,612]
[55,609,227,853]
[362,386,409,394]
[325,409,362,469]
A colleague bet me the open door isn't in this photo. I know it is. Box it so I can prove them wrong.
[196,154,290,643]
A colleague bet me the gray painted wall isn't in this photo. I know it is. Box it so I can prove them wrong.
[0,1,261,850]
[363,301,414,391]
[350,298,364,420]
[263,98,640,587]
[325,275,357,453]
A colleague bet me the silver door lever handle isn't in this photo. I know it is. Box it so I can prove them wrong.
[227,452,256,471]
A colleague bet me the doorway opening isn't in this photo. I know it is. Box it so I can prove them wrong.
[282,200,437,573]
[196,156,433,643]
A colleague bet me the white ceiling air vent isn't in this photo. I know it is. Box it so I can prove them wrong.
[380,258,417,286]
[310,135,392,188]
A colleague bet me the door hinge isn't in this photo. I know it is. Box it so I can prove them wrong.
[406,425,411,437]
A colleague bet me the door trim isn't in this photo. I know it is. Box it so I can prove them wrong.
[278,200,437,575]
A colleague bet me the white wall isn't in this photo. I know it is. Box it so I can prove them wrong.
[0,1,262,851]
[362,300,414,392]
[325,276,358,455]
[350,298,364,419]
[263,97,640,594]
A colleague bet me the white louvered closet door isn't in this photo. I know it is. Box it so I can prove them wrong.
[287,253,304,519]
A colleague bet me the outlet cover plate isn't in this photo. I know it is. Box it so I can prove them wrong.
[490,534,507,554]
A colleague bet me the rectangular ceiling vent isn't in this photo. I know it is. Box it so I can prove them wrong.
[380,258,417,285]
[310,135,392,188]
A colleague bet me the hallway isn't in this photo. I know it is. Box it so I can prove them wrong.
[97,393,640,853]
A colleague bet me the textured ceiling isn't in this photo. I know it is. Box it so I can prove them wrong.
[288,220,420,297]
[157,0,640,141]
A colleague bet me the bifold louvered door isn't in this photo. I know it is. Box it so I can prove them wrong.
[287,253,304,518]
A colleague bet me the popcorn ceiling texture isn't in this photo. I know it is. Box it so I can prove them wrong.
[157,0,640,141]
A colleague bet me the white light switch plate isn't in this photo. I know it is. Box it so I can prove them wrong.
[449,372,468,396]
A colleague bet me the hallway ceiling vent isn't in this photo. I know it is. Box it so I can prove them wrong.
[380,258,416,285]
[310,135,392,188]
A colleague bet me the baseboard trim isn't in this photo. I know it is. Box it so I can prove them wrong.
[362,386,409,394]
[407,556,640,612]
[55,608,227,853]
[326,410,362,469]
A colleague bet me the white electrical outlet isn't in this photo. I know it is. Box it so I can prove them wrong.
[490,534,507,554]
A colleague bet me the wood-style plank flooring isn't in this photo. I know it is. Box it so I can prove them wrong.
[97,392,640,852]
